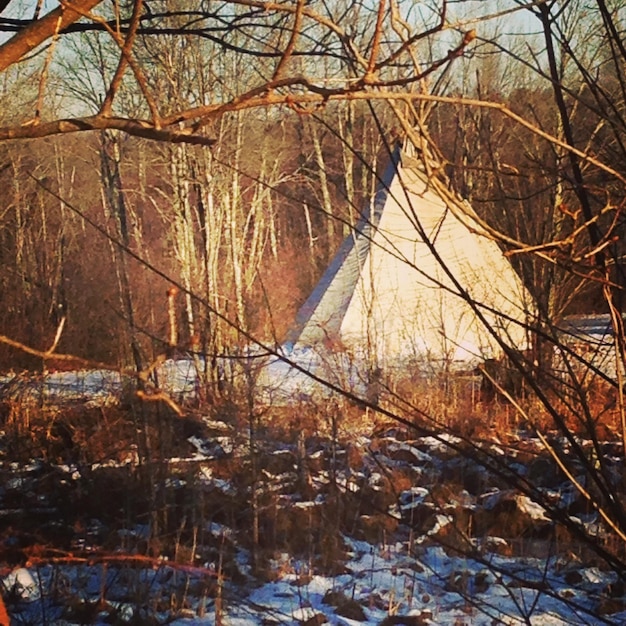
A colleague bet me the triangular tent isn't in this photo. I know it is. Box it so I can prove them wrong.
[288,147,530,364]
[260,145,532,400]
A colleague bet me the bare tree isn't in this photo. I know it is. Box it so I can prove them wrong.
[5,1,626,620]
[0,0,475,145]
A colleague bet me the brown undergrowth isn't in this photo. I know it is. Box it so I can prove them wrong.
[0,374,624,621]
[383,370,625,447]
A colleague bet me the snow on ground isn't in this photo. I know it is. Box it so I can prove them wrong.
[1,362,625,624]
[1,434,624,625]
[0,351,354,406]
[0,358,200,405]
[254,345,370,404]
[5,538,619,625]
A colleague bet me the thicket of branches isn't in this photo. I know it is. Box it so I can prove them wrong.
[1,1,622,364]
[1,0,626,622]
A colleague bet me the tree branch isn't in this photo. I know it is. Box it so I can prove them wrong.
[0,0,104,72]
[0,116,216,145]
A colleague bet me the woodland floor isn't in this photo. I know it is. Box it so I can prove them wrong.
[0,387,625,625]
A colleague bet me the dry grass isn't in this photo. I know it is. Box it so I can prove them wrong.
[386,368,626,444]
[0,373,625,623]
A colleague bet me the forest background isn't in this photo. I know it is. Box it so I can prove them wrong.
[0,0,623,377]
[1,2,626,623]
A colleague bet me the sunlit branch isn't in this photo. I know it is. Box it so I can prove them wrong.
[1,85,623,194]
[0,115,216,144]
[0,332,110,369]
[271,0,305,81]
[0,0,104,72]
[100,0,149,118]
[69,0,162,125]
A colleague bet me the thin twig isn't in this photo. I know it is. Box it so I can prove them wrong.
[33,13,63,122]
[47,316,66,355]
[136,389,184,416]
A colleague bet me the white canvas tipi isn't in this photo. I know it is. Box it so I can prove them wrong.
[284,145,532,371]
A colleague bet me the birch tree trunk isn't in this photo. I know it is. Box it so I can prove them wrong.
[306,117,335,249]
[99,130,143,374]
[169,140,200,344]
[338,103,356,234]
[194,141,227,387]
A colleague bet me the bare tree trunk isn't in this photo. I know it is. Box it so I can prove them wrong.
[306,117,335,248]
[170,139,199,344]
[194,145,224,388]
[338,103,356,234]
[227,116,248,332]
[99,130,143,374]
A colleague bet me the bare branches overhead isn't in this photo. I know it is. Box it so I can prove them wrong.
[0,0,477,145]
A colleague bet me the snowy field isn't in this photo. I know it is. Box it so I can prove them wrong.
[0,361,625,625]
[6,537,622,625]
[0,358,200,405]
